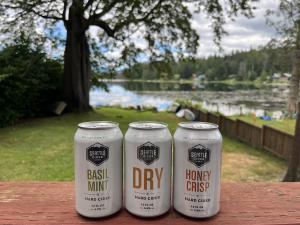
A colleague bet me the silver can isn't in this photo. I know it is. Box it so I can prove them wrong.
[125,121,172,217]
[74,121,123,218]
[173,122,222,218]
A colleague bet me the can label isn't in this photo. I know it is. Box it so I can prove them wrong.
[76,141,112,212]
[86,143,109,192]
[86,143,109,166]
[75,138,122,217]
[133,142,163,192]
[186,144,212,193]
[182,143,216,214]
[188,144,210,167]
[125,140,171,216]
[174,140,221,218]
[137,142,159,165]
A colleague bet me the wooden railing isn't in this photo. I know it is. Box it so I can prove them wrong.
[188,107,294,160]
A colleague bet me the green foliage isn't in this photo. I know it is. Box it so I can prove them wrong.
[256,70,269,82]
[0,37,63,127]
[123,60,173,80]
[266,0,300,48]
[124,47,292,81]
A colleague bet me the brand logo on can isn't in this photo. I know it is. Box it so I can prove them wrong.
[137,142,159,165]
[86,143,109,166]
[188,144,210,168]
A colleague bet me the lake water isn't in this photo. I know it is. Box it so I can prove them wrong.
[90,80,288,116]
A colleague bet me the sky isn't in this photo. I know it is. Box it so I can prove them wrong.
[190,0,279,57]
[35,0,280,60]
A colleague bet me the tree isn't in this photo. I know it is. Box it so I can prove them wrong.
[181,62,194,79]
[237,61,247,80]
[266,0,300,113]
[266,0,300,182]
[0,0,256,111]
[284,102,300,181]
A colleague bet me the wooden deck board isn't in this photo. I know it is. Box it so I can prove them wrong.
[0,182,300,224]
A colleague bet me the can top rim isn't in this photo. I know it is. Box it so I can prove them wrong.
[178,122,218,130]
[129,121,168,130]
[78,121,119,130]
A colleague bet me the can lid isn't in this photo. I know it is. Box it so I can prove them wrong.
[129,121,168,130]
[178,122,218,130]
[78,121,119,130]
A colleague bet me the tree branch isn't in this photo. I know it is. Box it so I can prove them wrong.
[113,0,163,33]
[2,1,66,22]
[84,0,95,10]
[89,19,115,37]
[88,0,163,38]
[62,0,68,21]
[28,7,64,21]
[88,0,119,20]
[86,0,120,36]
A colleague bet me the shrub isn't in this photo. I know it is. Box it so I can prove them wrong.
[0,38,63,127]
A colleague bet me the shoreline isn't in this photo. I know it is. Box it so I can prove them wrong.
[100,78,288,86]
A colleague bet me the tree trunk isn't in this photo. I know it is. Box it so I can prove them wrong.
[287,50,300,113]
[283,102,300,181]
[287,20,300,113]
[63,4,90,111]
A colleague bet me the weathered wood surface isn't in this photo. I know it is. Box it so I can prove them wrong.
[0,182,300,225]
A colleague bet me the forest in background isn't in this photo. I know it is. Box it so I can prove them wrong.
[122,45,292,82]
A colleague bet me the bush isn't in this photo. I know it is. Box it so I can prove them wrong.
[0,38,63,127]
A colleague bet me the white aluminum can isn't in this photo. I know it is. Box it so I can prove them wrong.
[125,121,172,217]
[74,121,123,218]
[173,122,222,218]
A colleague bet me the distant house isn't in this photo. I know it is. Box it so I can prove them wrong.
[193,74,206,82]
[198,74,206,80]
[272,73,281,79]
[271,72,292,82]
[283,73,292,80]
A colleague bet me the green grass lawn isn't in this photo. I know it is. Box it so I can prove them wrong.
[0,107,286,181]
[230,115,296,135]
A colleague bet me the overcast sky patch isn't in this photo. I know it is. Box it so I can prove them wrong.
[194,0,280,57]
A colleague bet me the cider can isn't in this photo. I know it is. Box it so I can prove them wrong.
[124,121,172,217]
[74,121,123,218]
[173,122,222,218]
